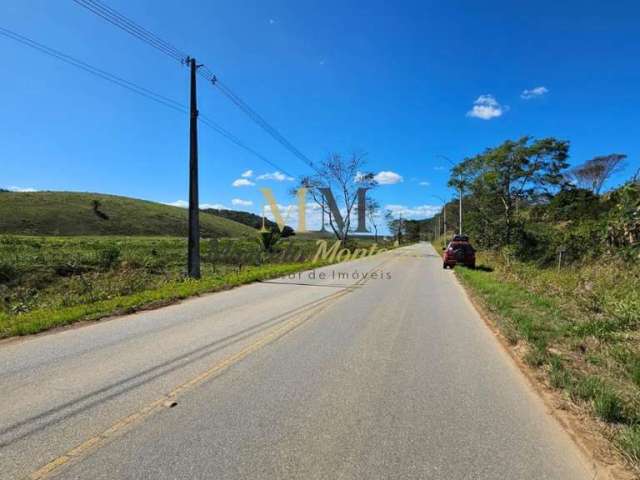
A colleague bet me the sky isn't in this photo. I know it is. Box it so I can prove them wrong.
[1,0,639,229]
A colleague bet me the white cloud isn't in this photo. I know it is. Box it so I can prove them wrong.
[165,200,226,209]
[5,186,37,192]
[466,94,506,120]
[418,181,430,186]
[384,204,441,219]
[434,166,446,171]
[165,200,188,208]
[256,171,294,182]
[231,198,253,207]
[241,169,253,178]
[232,178,255,187]
[374,171,403,185]
[521,86,548,99]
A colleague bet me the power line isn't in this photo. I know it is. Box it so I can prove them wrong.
[0,26,296,178]
[72,0,318,175]
[0,26,185,113]
[194,67,318,173]
[72,0,188,63]
[199,115,296,178]
[213,80,318,173]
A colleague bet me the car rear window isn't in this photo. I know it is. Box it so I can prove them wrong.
[450,242,474,253]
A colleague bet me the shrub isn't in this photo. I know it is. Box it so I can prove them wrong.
[143,256,167,274]
[560,220,606,262]
[514,224,554,263]
[98,245,121,270]
[0,262,18,284]
[258,230,280,253]
[280,225,295,238]
[593,389,624,422]
[54,262,86,277]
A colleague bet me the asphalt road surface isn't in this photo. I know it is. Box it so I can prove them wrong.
[0,243,594,479]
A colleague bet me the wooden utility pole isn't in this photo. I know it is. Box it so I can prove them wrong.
[459,189,463,236]
[187,57,201,278]
[442,205,446,241]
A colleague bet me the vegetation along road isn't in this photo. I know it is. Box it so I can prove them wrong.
[0,243,594,479]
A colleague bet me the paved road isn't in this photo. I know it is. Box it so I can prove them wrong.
[0,243,593,479]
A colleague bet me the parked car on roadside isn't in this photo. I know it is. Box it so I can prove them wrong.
[443,235,476,269]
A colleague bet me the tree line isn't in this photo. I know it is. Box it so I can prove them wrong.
[405,137,638,264]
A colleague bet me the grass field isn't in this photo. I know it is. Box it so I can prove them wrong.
[0,235,390,339]
[0,191,256,237]
[443,246,640,468]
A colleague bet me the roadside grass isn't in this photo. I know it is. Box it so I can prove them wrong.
[0,261,322,337]
[443,246,640,469]
[619,426,640,464]
[0,235,393,339]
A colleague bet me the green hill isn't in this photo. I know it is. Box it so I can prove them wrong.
[0,191,256,238]
[203,208,278,230]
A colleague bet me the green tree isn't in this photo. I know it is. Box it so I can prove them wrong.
[449,136,569,247]
[403,220,422,242]
[384,210,403,241]
[531,186,603,222]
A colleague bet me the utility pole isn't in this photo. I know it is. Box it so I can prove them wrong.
[442,205,446,240]
[458,187,463,236]
[429,194,447,241]
[435,155,463,237]
[187,57,201,278]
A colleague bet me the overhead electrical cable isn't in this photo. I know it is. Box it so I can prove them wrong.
[212,80,318,173]
[72,0,318,175]
[199,115,296,177]
[0,26,295,177]
[72,0,188,62]
[0,26,185,113]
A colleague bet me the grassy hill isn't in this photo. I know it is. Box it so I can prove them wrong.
[203,208,278,230]
[0,191,256,238]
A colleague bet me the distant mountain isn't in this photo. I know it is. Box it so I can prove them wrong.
[203,208,279,231]
[0,191,256,237]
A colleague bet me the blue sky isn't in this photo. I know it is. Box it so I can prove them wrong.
[2,0,639,227]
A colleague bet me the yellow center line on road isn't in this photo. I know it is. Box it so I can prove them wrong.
[27,253,401,480]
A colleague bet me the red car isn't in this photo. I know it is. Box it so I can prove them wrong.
[443,236,476,269]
